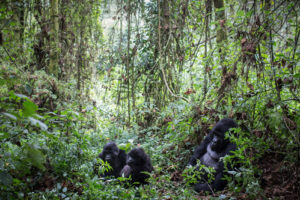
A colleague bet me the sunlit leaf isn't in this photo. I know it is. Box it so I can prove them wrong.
[28,117,48,130]
[0,132,10,140]
[15,93,29,99]
[2,112,17,120]
[23,100,38,117]
[227,170,237,175]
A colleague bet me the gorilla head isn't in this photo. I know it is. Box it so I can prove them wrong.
[98,142,127,177]
[120,148,153,184]
[100,142,119,161]
[209,118,237,152]
[127,148,148,168]
[187,118,238,192]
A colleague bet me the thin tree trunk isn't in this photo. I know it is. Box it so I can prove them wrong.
[214,0,228,105]
[213,0,227,76]
[202,0,212,101]
[49,0,59,77]
[77,30,83,111]
[213,0,227,45]
[126,0,131,125]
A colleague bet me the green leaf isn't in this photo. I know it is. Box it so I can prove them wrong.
[23,100,38,117]
[25,84,33,95]
[24,144,46,171]
[119,142,132,152]
[0,132,10,140]
[0,78,4,85]
[215,7,225,12]
[28,117,48,131]
[0,171,13,186]
[228,96,232,106]
[237,10,244,17]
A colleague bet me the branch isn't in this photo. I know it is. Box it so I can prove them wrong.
[160,66,189,102]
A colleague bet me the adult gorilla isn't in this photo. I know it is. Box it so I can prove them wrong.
[120,148,153,184]
[98,142,127,177]
[188,118,238,192]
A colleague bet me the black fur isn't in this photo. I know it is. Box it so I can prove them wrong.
[120,148,153,184]
[188,118,238,192]
[98,142,127,177]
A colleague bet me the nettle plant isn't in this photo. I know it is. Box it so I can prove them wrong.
[223,128,263,198]
[182,161,216,188]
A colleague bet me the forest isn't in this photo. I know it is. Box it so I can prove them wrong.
[0,0,299,199]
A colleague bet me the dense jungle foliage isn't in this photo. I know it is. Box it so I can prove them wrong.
[0,0,299,199]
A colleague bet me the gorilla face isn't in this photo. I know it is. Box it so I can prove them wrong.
[210,133,226,152]
[127,148,147,168]
[209,118,236,152]
[101,142,120,163]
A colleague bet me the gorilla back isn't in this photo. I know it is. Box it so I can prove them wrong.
[188,118,237,192]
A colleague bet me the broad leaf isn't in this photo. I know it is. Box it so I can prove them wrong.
[0,171,13,186]
[23,100,38,117]
[24,144,46,171]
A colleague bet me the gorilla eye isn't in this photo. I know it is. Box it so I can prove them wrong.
[214,133,223,138]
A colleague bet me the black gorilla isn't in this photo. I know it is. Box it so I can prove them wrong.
[188,118,238,192]
[98,142,127,177]
[120,148,153,184]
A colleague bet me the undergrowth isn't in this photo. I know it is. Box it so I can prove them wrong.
[1,64,299,199]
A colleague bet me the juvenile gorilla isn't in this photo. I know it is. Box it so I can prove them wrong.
[120,148,153,184]
[188,118,237,192]
[98,142,127,177]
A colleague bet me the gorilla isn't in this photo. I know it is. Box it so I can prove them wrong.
[120,148,153,184]
[98,142,127,177]
[188,118,238,192]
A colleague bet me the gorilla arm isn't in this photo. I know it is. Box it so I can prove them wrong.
[195,143,238,192]
[120,165,132,177]
[188,135,212,166]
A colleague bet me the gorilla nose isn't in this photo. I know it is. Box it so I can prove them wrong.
[105,155,112,160]
[128,157,133,164]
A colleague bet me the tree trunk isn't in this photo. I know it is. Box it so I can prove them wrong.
[213,0,227,45]
[213,0,227,76]
[49,0,59,77]
[202,0,212,101]
[126,0,131,125]
[214,0,228,104]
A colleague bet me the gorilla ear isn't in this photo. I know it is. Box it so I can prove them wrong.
[99,153,104,159]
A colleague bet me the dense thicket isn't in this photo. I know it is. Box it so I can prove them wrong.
[0,0,299,199]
